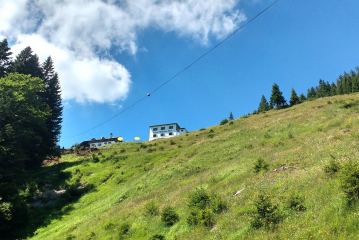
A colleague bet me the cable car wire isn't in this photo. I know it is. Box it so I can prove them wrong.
[65,0,279,138]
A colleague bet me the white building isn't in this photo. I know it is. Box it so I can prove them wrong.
[81,137,119,148]
[149,123,187,141]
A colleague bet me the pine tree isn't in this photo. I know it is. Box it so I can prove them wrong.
[13,47,42,78]
[342,74,352,94]
[352,76,359,93]
[228,112,233,121]
[298,93,306,103]
[336,79,344,95]
[307,87,316,99]
[0,39,13,78]
[289,88,299,106]
[257,95,270,113]
[269,83,286,109]
[329,82,336,96]
[41,56,63,155]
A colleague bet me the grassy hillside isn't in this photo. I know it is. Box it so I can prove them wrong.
[28,94,359,239]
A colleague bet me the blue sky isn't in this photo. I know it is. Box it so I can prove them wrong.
[1,0,359,147]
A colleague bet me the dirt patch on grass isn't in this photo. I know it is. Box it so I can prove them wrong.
[41,157,63,166]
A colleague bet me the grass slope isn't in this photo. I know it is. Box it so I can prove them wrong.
[29,94,359,240]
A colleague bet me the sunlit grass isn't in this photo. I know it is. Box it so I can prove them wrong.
[29,93,359,239]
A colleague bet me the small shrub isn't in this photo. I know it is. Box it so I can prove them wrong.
[244,144,253,149]
[113,150,118,154]
[339,160,359,204]
[119,222,130,235]
[170,140,176,145]
[90,153,100,163]
[253,157,269,173]
[207,133,215,138]
[150,234,165,240]
[229,121,234,125]
[187,208,214,227]
[161,206,179,226]
[147,148,156,153]
[211,194,227,213]
[220,119,228,125]
[140,144,147,149]
[159,146,164,151]
[209,129,214,133]
[287,194,306,211]
[251,193,280,229]
[177,145,182,148]
[188,188,210,210]
[288,132,294,139]
[145,200,159,216]
[327,100,332,104]
[120,149,125,153]
[263,132,271,139]
[324,158,340,174]
[199,128,206,131]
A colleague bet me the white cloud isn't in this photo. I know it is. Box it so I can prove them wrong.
[0,0,246,103]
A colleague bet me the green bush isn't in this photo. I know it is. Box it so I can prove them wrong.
[324,158,340,174]
[339,160,359,204]
[140,144,147,149]
[251,193,280,229]
[160,206,179,226]
[229,121,234,125]
[244,144,253,149]
[188,188,210,210]
[187,208,214,227]
[209,129,214,133]
[211,194,227,213]
[253,158,269,173]
[145,200,159,216]
[207,133,215,138]
[150,234,165,240]
[120,149,125,153]
[90,153,100,163]
[220,119,229,125]
[159,146,164,151]
[119,222,130,235]
[170,140,176,145]
[199,128,206,131]
[287,194,306,211]
[147,148,156,153]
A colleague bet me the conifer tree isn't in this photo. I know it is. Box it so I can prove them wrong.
[13,47,42,78]
[41,57,63,155]
[0,39,13,78]
[257,95,269,113]
[307,87,316,99]
[298,93,306,103]
[289,88,299,106]
[336,80,344,95]
[330,82,337,96]
[269,83,286,109]
[352,76,359,93]
[228,112,234,121]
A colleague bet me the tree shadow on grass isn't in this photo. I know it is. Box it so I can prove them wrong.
[13,159,98,239]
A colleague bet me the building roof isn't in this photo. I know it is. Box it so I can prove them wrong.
[149,123,179,128]
[81,137,119,144]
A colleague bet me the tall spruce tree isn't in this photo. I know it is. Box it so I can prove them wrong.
[352,76,359,93]
[298,93,306,103]
[330,82,337,96]
[41,57,63,155]
[269,83,286,109]
[13,47,42,78]
[0,39,13,78]
[336,79,344,95]
[228,112,234,121]
[289,88,299,106]
[258,95,270,113]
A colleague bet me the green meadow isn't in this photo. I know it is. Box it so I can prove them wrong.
[28,94,359,239]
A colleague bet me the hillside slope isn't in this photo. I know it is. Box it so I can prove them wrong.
[28,94,359,239]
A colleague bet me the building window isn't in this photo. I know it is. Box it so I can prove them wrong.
[153,128,157,131]
[181,130,183,132]
[169,126,173,129]
[169,132,173,135]
[153,134,157,137]
[104,142,107,145]
[108,142,111,144]
[161,133,165,136]
[98,143,102,146]
[161,127,165,130]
